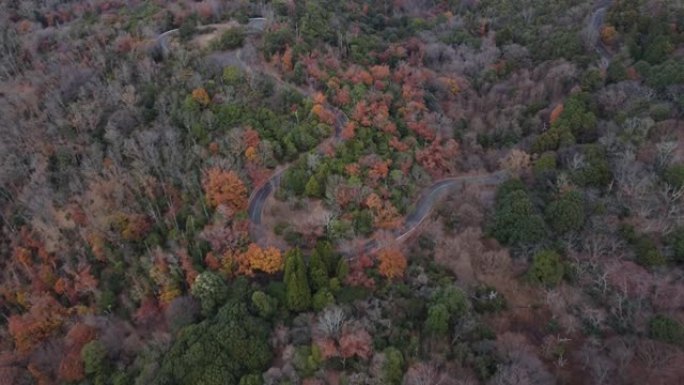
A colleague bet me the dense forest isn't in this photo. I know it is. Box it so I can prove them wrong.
[0,0,683,384]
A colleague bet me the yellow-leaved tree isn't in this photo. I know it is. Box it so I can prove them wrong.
[235,243,283,276]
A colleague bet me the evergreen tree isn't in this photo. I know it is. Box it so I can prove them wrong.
[308,248,329,291]
[315,240,337,274]
[491,180,547,246]
[284,248,311,312]
[529,250,565,287]
[383,347,405,385]
[155,302,272,385]
[545,190,585,234]
[305,175,322,197]
[425,304,450,336]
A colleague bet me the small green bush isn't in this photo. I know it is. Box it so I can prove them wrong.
[425,304,450,336]
[312,289,335,312]
[222,66,244,86]
[251,291,277,319]
[211,27,245,50]
[545,191,585,233]
[529,250,564,287]
[473,286,507,313]
[649,103,672,121]
[663,164,684,189]
[572,145,613,188]
[491,181,547,246]
[383,347,405,385]
[533,152,557,176]
[649,315,684,345]
[531,127,575,153]
[634,237,666,267]
[668,227,684,263]
[553,93,597,143]
[581,68,603,91]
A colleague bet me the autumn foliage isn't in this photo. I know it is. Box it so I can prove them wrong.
[8,294,67,352]
[191,87,211,107]
[58,323,96,382]
[415,139,459,179]
[202,168,248,212]
[365,193,402,229]
[377,248,407,279]
[235,243,284,276]
[311,104,336,125]
[549,103,564,124]
[339,327,373,360]
[601,25,618,45]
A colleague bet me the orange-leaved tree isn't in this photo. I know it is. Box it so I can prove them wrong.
[191,87,211,107]
[365,193,402,229]
[549,103,564,125]
[202,168,248,212]
[377,248,407,279]
[311,104,335,125]
[370,65,390,81]
[235,243,283,275]
[58,323,96,382]
[8,294,67,352]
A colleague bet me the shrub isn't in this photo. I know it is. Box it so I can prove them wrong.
[312,289,335,312]
[178,15,198,41]
[383,347,405,384]
[606,60,628,83]
[211,27,245,50]
[433,285,469,316]
[529,250,564,287]
[649,103,672,121]
[239,374,262,385]
[531,127,575,153]
[533,152,557,176]
[668,227,684,263]
[663,164,684,189]
[251,291,277,319]
[545,191,585,233]
[262,28,295,58]
[281,167,309,196]
[304,175,322,198]
[222,66,244,86]
[581,68,603,91]
[553,93,597,143]
[646,59,684,90]
[491,181,547,246]
[649,315,684,345]
[472,286,507,313]
[352,210,374,235]
[81,340,108,377]
[425,304,450,336]
[572,145,613,188]
[634,237,666,267]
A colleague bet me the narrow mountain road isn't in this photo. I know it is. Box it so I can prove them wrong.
[589,0,613,67]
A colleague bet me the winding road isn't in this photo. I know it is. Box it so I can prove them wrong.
[589,0,613,68]
[243,66,508,254]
